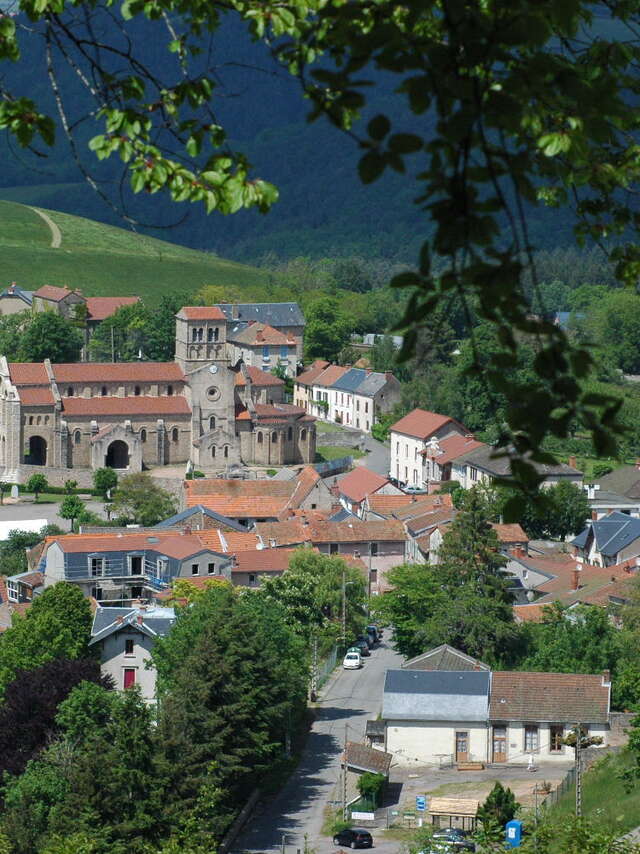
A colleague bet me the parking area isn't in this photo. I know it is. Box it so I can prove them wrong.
[0,497,107,532]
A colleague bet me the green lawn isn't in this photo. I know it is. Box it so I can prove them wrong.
[0,200,269,306]
[316,446,366,462]
[546,751,640,839]
[316,421,346,434]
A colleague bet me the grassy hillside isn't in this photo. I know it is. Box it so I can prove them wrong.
[0,200,269,305]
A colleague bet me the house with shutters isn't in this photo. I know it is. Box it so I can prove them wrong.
[572,511,640,567]
[381,667,611,766]
[389,409,469,488]
[228,321,298,378]
[89,604,176,702]
[335,467,402,518]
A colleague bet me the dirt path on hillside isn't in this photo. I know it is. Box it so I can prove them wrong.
[30,207,62,248]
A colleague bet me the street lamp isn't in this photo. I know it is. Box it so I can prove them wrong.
[342,570,356,649]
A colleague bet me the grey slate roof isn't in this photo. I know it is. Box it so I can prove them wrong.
[153,504,246,532]
[598,466,640,500]
[589,489,640,508]
[332,368,368,393]
[457,445,582,479]
[402,644,490,672]
[356,372,389,397]
[215,302,305,327]
[90,605,176,645]
[383,669,490,721]
[329,507,360,522]
[0,285,33,305]
[572,511,640,558]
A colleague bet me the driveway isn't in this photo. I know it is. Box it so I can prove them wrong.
[0,498,107,533]
[234,640,403,854]
[360,435,390,477]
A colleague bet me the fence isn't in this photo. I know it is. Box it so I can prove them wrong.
[316,645,338,690]
[540,766,576,808]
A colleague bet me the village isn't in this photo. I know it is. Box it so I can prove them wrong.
[0,293,637,853]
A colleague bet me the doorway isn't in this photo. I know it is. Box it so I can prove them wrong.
[492,726,507,763]
[27,435,47,465]
[455,731,469,763]
[106,440,129,469]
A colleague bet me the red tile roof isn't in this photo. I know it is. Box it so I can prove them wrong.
[423,434,486,464]
[52,362,185,382]
[53,531,217,559]
[186,478,294,517]
[314,364,350,387]
[390,408,463,440]
[8,363,49,385]
[86,296,141,321]
[256,518,405,546]
[231,322,295,346]
[231,548,298,574]
[489,671,610,723]
[236,403,313,422]
[366,494,417,515]
[18,387,55,406]
[492,523,528,543]
[393,493,454,520]
[513,603,552,623]
[234,366,285,387]
[33,284,75,302]
[196,530,263,553]
[62,396,191,416]
[338,468,391,504]
[296,360,330,386]
[177,306,227,320]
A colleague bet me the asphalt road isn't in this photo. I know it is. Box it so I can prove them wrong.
[234,640,403,854]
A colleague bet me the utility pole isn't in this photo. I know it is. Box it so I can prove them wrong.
[341,568,346,649]
[310,633,318,702]
[575,722,582,817]
[111,325,115,363]
[343,721,348,821]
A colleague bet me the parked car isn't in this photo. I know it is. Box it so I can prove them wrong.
[366,625,380,643]
[332,828,374,849]
[402,485,429,495]
[357,633,374,649]
[343,651,362,670]
[354,639,371,656]
[432,828,475,851]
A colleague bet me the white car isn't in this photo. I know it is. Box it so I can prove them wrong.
[343,651,362,669]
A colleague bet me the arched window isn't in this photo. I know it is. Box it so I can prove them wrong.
[101,386,107,396]
[172,427,179,442]
[224,445,229,458]
[74,430,81,445]
[192,327,198,342]
[28,416,34,425]
[207,327,214,342]
[301,428,307,441]
[209,415,216,430]
[257,432,263,444]
[214,327,219,342]
[272,432,278,443]
[140,428,147,443]
[211,445,216,458]
[167,385,173,396]
[36,416,41,425]
[44,415,49,425]
[67,387,74,397]
[134,386,141,396]
[197,327,204,341]
[287,427,293,441]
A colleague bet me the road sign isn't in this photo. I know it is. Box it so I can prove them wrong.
[416,795,427,812]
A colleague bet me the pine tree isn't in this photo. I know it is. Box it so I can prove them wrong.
[477,781,519,827]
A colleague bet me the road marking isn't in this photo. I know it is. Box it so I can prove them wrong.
[30,207,62,248]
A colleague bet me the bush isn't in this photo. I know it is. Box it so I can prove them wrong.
[193,470,205,478]
[356,771,385,806]
[593,462,613,479]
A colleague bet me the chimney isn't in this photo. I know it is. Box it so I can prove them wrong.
[513,545,525,558]
[473,664,481,671]
[602,669,611,685]
[183,525,192,536]
[9,281,15,293]
[572,564,582,591]
[591,510,598,521]
[136,614,144,625]
[568,455,577,469]
[232,304,239,320]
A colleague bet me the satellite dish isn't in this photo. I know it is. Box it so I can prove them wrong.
[209,365,218,374]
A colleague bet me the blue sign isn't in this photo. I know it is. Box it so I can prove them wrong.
[415,796,427,812]
[505,819,523,848]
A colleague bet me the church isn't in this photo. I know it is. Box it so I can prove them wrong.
[0,305,316,484]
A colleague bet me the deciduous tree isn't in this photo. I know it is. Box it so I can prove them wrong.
[25,473,48,502]
[59,494,85,532]
[19,313,83,363]
[110,472,176,526]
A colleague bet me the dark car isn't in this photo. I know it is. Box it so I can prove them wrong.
[366,625,380,643]
[357,633,374,649]
[354,639,370,656]
[332,828,374,849]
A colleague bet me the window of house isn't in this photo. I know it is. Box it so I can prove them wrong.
[224,445,229,458]
[28,416,33,425]
[192,328,198,342]
[130,585,143,600]
[156,558,168,577]
[172,427,179,442]
[329,543,339,555]
[140,428,147,443]
[280,345,288,359]
[197,327,203,341]
[209,415,216,430]
[123,668,136,689]
[208,327,214,342]
[262,345,269,359]
[370,542,378,557]
[469,466,478,482]
[67,387,74,397]
[90,557,104,577]
[167,384,173,396]
[525,725,539,752]
[134,385,141,396]
[404,466,408,481]
[365,401,368,413]
[214,327,219,342]
[91,586,103,601]
[356,400,360,411]
[301,429,307,441]
[6,580,18,602]
[125,638,135,655]
[249,573,256,585]
[550,725,564,752]
[74,430,81,445]
[36,415,41,425]
[257,432,263,444]
[207,562,216,575]
[211,445,216,458]
[191,563,199,575]
[405,443,409,458]
[396,441,399,455]
[356,418,360,428]
[272,432,278,443]
[129,555,143,575]
[287,427,293,441]
[366,421,370,431]
[101,386,107,396]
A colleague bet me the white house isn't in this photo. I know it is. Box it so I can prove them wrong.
[572,510,640,567]
[89,605,176,704]
[389,409,468,488]
[382,667,610,766]
[454,445,583,490]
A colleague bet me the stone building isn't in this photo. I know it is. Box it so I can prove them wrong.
[0,305,315,483]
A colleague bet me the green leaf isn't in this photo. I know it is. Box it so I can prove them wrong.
[367,114,390,141]
[358,150,386,184]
